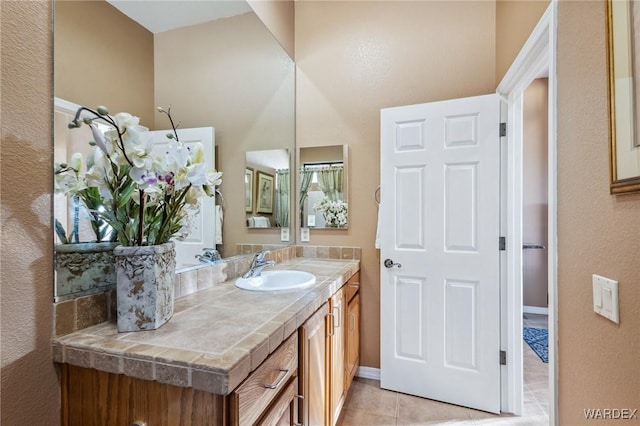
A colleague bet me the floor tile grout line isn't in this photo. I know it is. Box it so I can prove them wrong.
[394,391,399,425]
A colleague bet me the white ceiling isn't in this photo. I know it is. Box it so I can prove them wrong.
[106,0,252,34]
[246,149,290,170]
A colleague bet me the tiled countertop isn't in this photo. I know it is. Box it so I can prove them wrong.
[51,258,359,395]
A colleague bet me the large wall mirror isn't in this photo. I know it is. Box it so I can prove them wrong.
[298,145,349,229]
[53,0,295,300]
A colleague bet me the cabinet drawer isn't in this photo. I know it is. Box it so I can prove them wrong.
[345,272,360,302]
[256,377,297,426]
[233,333,298,426]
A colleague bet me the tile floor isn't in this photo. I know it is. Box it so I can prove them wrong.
[338,314,549,425]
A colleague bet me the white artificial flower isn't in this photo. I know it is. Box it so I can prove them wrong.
[190,143,204,164]
[186,163,209,186]
[69,152,83,172]
[89,123,111,155]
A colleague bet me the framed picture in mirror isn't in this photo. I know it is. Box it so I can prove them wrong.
[256,172,274,214]
[245,167,254,213]
[607,0,640,193]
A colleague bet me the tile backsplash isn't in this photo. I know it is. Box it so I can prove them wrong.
[53,245,360,336]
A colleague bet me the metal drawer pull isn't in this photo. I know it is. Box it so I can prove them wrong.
[132,422,147,426]
[333,306,341,328]
[295,394,305,399]
[327,313,335,336]
[264,368,289,389]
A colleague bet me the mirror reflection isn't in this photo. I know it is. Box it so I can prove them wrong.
[299,145,349,229]
[245,150,290,228]
[53,0,295,300]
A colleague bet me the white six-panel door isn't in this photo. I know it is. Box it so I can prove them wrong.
[380,94,501,413]
[151,127,215,267]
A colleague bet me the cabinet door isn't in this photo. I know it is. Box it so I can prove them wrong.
[346,293,360,390]
[329,287,346,425]
[299,302,329,426]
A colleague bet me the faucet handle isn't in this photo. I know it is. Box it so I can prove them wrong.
[197,247,221,262]
[254,249,270,261]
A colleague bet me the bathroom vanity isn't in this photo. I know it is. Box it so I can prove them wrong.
[53,258,360,426]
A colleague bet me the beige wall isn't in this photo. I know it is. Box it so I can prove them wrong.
[1,1,60,425]
[247,0,295,60]
[523,78,548,308]
[295,0,497,368]
[153,12,295,257]
[54,0,154,125]
[495,0,549,84]
[3,1,639,422]
[557,2,640,422]
[300,145,344,164]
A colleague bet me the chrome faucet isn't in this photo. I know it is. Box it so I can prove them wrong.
[195,248,221,264]
[242,250,275,278]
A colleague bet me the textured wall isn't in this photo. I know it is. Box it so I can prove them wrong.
[247,0,295,60]
[54,0,154,126]
[1,1,60,424]
[557,1,640,422]
[153,12,295,256]
[495,0,549,84]
[295,0,497,368]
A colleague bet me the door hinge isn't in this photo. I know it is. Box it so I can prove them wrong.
[500,350,507,365]
[500,122,507,137]
[499,236,506,251]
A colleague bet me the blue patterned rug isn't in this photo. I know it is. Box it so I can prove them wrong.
[523,327,548,363]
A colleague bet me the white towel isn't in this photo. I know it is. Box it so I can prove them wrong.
[215,205,223,244]
[255,216,270,228]
[247,216,270,228]
[375,206,381,249]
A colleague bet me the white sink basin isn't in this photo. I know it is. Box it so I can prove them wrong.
[235,270,316,292]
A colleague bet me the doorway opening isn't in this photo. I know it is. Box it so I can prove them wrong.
[521,76,550,418]
[497,2,557,423]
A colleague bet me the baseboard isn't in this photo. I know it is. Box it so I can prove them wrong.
[523,305,548,315]
[356,366,381,380]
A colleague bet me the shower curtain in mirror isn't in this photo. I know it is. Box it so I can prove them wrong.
[299,167,314,211]
[317,165,344,201]
[275,169,290,228]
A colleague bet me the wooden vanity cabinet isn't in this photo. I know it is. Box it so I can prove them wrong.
[60,364,227,426]
[256,377,298,426]
[345,292,360,391]
[231,333,298,426]
[298,302,329,426]
[297,272,361,426]
[328,287,346,425]
[344,273,360,391]
[59,271,360,426]
[61,333,298,426]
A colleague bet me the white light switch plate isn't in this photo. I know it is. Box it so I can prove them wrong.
[300,227,310,242]
[592,274,619,323]
[280,228,290,242]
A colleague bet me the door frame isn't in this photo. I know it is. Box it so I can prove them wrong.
[496,1,557,423]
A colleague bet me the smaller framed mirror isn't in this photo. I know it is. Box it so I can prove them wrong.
[245,149,290,229]
[298,145,349,229]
